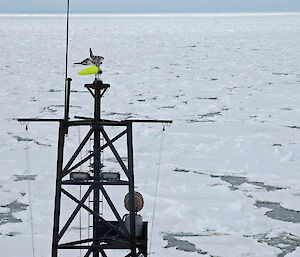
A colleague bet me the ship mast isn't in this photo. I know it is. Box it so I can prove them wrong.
[18,76,172,257]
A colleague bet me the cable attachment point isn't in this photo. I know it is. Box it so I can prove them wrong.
[25,122,29,131]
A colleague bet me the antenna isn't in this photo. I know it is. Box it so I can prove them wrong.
[65,0,70,81]
[64,0,71,122]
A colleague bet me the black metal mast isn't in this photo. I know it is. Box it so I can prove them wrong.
[93,79,101,257]
[18,77,172,257]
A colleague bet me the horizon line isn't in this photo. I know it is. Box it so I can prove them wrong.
[1,11,300,17]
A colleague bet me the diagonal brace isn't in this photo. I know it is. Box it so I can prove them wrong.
[59,186,93,240]
[58,238,93,247]
[100,127,130,178]
[83,244,107,257]
[62,186,130,239]
[67,129,127,175]
[84,243,94,257]
[99,184,130,236]
[60,128,94,179]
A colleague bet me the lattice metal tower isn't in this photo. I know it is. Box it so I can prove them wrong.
[19,76,172,257]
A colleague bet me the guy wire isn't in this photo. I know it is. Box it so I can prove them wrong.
[149,125,166,256]
[25,124,36,257]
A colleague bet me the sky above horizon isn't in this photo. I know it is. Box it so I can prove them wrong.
[1,0,300,13]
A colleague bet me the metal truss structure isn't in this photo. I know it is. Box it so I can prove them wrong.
[19,78,172,257]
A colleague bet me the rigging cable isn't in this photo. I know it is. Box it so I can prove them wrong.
[25,123,36,257]
[149,124,166,257]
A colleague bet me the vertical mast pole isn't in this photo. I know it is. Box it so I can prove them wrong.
[64,0,71,123]
[64,78,72,122]
[93,79,101,257]
[127,122,137,257]
[51,122,66,257]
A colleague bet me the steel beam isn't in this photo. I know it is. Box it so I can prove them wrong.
[93,80,101,257]
[51,122,66,257]
[127,123,137,257]
[58,238,93,247]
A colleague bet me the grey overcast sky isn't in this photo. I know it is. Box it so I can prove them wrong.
[1,0,300,13]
